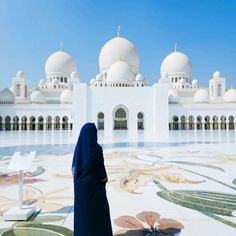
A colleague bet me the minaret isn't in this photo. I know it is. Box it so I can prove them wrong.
[209,71,226,100]
[12,71,29,104]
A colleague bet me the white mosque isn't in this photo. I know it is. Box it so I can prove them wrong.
[1,30,236,137]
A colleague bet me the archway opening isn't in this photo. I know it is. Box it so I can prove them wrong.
[137,112,144,130]
[54,116,60,130]
[196,116,202,130]
[38,116,44,130]
[13,116,19,130]
[180,115,186,130]
[229,116,234,130]
[172,116,179,130]
[30,116,36,130]
[97,112,104,130]
[5,116,11,131]
[204,116,210,130]
[21,116,27,130]
[114,108,127,130]
[46,116,52,130]
[188,116,194,130]
[220,116,226,130]
[213,116,218,130]
[62,116,69,130]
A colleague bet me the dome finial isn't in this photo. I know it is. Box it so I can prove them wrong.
[174,43,177,52]
[60,42,64,52]
[117,25,121,38]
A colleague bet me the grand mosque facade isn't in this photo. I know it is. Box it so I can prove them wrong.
[1,32,236,136]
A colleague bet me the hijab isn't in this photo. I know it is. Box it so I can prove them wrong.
[72,123,98,179]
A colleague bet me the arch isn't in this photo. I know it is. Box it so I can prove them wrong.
[29,116,36,130]
[188,115,195,130]
[0,116,2,131]
[5,116,11,131]
[180,115,187,130]
[212,115,218,130]
[46,116,52,130]
[54,116,60,130]
[62,116,69,130]
[97,112,104,130]
[172,115,179,130]
[16,84,20,96]
[196,116,202,130]
[113,106,128,130]
[229,115,234,130]
[137,112,144,130]
[204,115,210,130]
[220,115,226,130]
[218,84,222,97]
[13,116,19,130]
[38,116,44,130]
[21,116,27,130]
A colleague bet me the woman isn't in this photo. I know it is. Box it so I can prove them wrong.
[72,123,113,236]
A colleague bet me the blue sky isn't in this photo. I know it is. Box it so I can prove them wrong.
[0,0,236,89]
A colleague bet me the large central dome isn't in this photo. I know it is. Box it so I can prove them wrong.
[99,37,139,74]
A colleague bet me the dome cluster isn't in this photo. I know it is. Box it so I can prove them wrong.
[42,45,79,90]
[91,35,146,87]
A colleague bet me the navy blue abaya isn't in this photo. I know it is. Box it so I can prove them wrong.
[72,123,113,236]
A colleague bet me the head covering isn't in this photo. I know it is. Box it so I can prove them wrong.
[72,123,98,179]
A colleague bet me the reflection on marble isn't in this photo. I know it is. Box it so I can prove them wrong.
[0,131,236,235]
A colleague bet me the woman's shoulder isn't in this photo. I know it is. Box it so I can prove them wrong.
[96,144,103,153]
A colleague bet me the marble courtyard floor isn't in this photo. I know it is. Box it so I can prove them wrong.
[0,131,236,236]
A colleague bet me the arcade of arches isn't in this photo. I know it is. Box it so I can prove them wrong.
[0,115,72,131]
[170,115,235,130]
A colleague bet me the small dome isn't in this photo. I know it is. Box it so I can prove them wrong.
[161,72,169,79]
[192,79,198,86]
[71,71,78,79]
[99,37,139,74]
[194,89,209,103]
[135,73,144,81]
[213,71,221,79]
[38,79,45,86]
[0,88,15,104]
[45,50,77,77]
[60,89,73,104]
[107,60,134,82]
[161,51,192,77]
[224,89,236,103]
[90,78,96,85]
[17,70,25,78]
[30,90,46,104]
[168,89,179,103]
[179,78,185,84]
[96,73,103,81]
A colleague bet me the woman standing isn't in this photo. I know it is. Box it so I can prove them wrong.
[72,123,113,236]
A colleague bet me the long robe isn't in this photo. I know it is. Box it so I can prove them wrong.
[72,123,113,236]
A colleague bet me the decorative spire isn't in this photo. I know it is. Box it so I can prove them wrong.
[60,42,64,52]
[174,43,177,52]
[117,25,121,38]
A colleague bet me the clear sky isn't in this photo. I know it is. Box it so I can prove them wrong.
[0,0,236,90]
